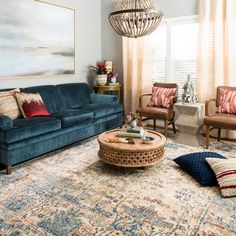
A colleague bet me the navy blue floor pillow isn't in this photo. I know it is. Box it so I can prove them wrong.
[173,152,226,186]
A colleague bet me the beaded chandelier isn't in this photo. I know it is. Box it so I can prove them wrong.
[108,0,163,38]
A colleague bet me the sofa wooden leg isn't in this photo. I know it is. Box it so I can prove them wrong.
[6,165,12,175]
[153,119,156,130]
[218,128,221,142]
[206,126,210,149]
[164,120,168,137]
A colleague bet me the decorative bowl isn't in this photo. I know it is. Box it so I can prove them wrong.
[141,136,154,144]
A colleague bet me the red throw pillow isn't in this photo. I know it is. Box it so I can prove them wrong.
[148,87,176,108]
[217,88,236,114]
[15,92,50,119]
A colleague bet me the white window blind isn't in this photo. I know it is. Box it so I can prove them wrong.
[151,25,167,83]
[151,16,198,97]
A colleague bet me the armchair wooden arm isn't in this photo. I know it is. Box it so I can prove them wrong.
[169,96,179,109]
[139,93,151,108]
[205,99,217,116]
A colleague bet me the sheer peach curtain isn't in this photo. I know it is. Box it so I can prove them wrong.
[122,36,153,115]
[197,0,236,102]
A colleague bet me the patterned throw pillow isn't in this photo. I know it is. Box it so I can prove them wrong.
[15,92,50,119]
[0,89,21,120]
[206,158,236,197]
[217,88,236,114]
[148,87,176,108]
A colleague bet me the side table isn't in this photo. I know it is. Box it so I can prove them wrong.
[93,84,122,102]
[174,103,205,146]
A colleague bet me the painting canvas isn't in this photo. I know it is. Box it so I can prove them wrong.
[0,0,75,78]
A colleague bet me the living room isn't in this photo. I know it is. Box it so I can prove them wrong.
[0,0,235,235]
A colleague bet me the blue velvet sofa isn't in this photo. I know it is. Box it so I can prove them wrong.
[0,83,123,174]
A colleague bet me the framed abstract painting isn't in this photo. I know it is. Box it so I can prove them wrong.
[0,0,75,78]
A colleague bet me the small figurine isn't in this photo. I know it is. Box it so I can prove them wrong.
[182,75,197,103]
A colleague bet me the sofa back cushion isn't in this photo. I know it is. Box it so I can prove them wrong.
[57,83,91,109]
[22,85,65,113]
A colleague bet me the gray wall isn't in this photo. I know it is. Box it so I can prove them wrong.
[101,0,198,87]
[0,0,101,89]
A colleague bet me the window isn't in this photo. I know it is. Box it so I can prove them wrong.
[151,16,198,96]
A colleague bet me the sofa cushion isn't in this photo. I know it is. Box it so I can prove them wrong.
[23,85,65,113]
[52,109,93,127]
[0,117,61,144]
[57,83,91,109]
[81,104,123,119]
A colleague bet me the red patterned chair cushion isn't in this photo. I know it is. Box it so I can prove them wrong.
[217,88,236,114]
[148,87,176,108]
[15,92,50,119]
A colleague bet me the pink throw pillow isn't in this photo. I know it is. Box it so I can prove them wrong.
[217,88,236,114]
[148,87,176,108]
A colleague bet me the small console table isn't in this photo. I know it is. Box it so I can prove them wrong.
[174,103,205,146]
[93,84,122,102]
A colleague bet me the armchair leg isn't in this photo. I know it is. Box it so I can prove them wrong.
[6,165,12,175]
[172,120,176,134]
[206,126,210,149]
[218,128,221,142]
[153,119,156,130]
[164,120,168,137]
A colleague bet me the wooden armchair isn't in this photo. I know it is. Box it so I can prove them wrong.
[204,86,236,148]
[136,83,178,137]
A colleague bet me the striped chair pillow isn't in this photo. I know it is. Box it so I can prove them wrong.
[206,158,236,197]
[148,87,176,108]
[217,88,236,114]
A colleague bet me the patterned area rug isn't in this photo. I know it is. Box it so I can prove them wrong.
[0,138,236,236]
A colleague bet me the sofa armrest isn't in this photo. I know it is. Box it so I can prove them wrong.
[90,94,118,105]
[0,115,13,131]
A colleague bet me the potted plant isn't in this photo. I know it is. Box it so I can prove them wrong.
[89,63,107,86]
[126,112,140,128]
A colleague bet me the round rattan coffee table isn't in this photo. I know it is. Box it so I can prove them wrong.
[97,129,166,167]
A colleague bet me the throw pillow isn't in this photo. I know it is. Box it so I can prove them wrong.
[15,92,50,119]
[206,158,236,197]
[0,89,21,120]
[173,152,226,186]
[217,88,236,114]
[148,87,176,108]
